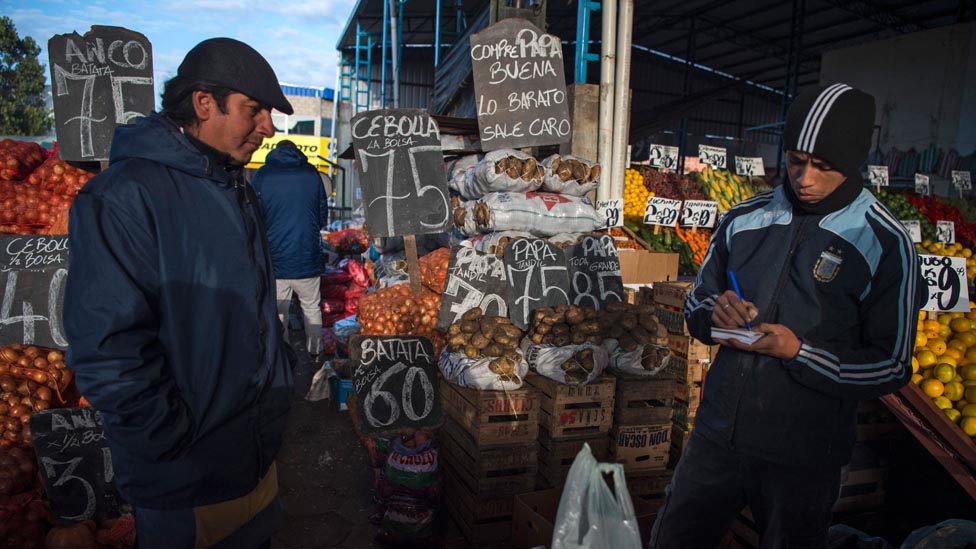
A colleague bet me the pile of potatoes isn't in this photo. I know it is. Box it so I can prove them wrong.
[495,155,544,182]
[599,301,669,351]
[527,305,603,346]
[447,308,523,377]
[550,156,601,185]
[559,347,599,383]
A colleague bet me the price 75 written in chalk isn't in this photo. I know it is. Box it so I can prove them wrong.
[643,197,682,226]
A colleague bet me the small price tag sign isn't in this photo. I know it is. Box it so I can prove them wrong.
[919,254,970,312]
[643,197,682,227]
[915,174,930,196]
[680,200,718,228]
[900,220,922,243]
[649,144,679,170]
[937,220,955,244]
[734,156,764,177]
[952,170,972,190]
[698,145,727,170]
[868,165,889,187]
[596,199,624,228]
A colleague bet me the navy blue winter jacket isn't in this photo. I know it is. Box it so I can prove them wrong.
[250,146,328,279]
[685,186,923,468]
[64,113,293,509]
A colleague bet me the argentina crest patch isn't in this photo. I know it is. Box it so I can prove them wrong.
[813,248,842,283]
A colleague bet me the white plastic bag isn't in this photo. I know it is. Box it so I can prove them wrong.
[521,340,609,386]
[604,340,673,377]
[437,347,528,390]
[551,443,642,549]
[541,154,600,196]
[453,149,543,199]
[453,191,604,237]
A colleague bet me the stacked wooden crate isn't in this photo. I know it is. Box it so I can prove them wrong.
[608,370,674,473]
[527,372,615,489]
[439,379,541,545]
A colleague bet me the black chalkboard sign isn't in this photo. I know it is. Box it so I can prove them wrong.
[470,18,571,151]
[436,246,511,331]
[351,335,442,435]
[351,109,450,237]
[30,408,128,525]
[503,238,570,329]
[0,235,69,349]
[48,26,154,161]
[567,234,624,310]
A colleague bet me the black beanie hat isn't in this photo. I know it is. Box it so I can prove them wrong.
[783,83,875,178]
[178,38,294,114]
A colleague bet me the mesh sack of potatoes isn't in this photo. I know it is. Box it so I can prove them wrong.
[438,308,527,390]
[452,191,604,237]
[597,301,673,376]
[465,230,534,257]
[522,341,610,386]
[519,304,609,386]
[452,149,544,200]
[540,154,600,197]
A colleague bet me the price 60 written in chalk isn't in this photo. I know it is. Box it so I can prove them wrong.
[643,197,682,226]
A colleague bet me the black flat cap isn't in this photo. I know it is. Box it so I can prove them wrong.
[178,37,294,114]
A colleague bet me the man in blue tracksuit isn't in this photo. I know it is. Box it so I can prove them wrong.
[251,140,329,359]
[650,84,924,547]
[64,38,294,548]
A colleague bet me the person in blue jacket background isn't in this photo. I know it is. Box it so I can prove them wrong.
[64,38,294,548]
[251,140,329,360]
[650,84,925,548]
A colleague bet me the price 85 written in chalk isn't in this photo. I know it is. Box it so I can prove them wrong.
[937,221,955,244]
[643,197,682,227]
[919,255,970,312]
[680,200,718,228]
[596,199,623,228]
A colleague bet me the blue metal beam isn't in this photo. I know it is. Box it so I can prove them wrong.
[574,0,601,83]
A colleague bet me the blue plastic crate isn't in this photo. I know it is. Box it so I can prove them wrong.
[328,377,354,411]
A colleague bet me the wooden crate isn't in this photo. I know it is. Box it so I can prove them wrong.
[610,424,671,471]
[655,305,690,335]
[625,467,673,498]
[610,370,675,426]
[674,381,702,410]
[441,418,538,498]
[855,399,903,441]
[536,425,610,488]
[443,467,515,545]
[833,467,887,513]
[526,373,616,439]
[673,400,697,432]
[652,281,695,308]
[439,379,540,446]
[665,354,708,384]
[667,333,716,362]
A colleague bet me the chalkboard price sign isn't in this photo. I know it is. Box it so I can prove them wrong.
[48,26,154,161]
[918,254,970,312]
[470,18,571,150]
[0,235,69,349]
[503,238,570,329]
[567,234,624,310]
[30,408,128,524]
[350,335,442,435]
[351,109,450,237]
[437,247,510,331]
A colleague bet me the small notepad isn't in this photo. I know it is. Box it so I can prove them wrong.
[711,327,765,345]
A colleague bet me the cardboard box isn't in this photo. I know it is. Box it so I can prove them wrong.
[618,249,679,285]
[652,281,695,308]
[511,488,659,549]
[609,424,671,471]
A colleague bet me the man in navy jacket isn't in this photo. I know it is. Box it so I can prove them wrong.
[650,84,924,548]
[64,38,294,548]
[251,140,329,359]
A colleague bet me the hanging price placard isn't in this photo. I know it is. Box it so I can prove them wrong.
[937,221,955,244]
[918,255,970,312]
[734,156,764,177]
[952,170,972,190]
[915,174,930,196]
[899,220,922,243]
[649,144,679,170]
[680,200,718,228]
[698,145,727,169]
[643,197,682,227]
[868,165,889,187]
[596,199,624,228]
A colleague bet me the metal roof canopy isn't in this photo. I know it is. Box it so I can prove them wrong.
[337,0,971,142]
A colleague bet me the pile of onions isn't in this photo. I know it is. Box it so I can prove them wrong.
[419,247,450,294]
[0,345,71,446]
[0,156,93,233]
[27,157,94,197]
[0,140,46,181]
[0,444,37,497]
[0,491,52,549]
[358,284,446,355]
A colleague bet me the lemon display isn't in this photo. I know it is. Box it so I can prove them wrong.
[962,417,976,437]
[934,363,956,383]
[944,381,965,401]
[946,408,962,423]
[921,378,945,398]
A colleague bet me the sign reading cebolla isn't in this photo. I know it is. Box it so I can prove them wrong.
[48,26,154,161]
[0,235,69,349]
[470,18,571,150]
[918,255,970,312]
[351,109,450,237]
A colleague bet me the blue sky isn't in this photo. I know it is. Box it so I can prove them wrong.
[3,0,356,105]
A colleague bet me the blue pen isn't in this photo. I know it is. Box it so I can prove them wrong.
[728,271,750,330]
